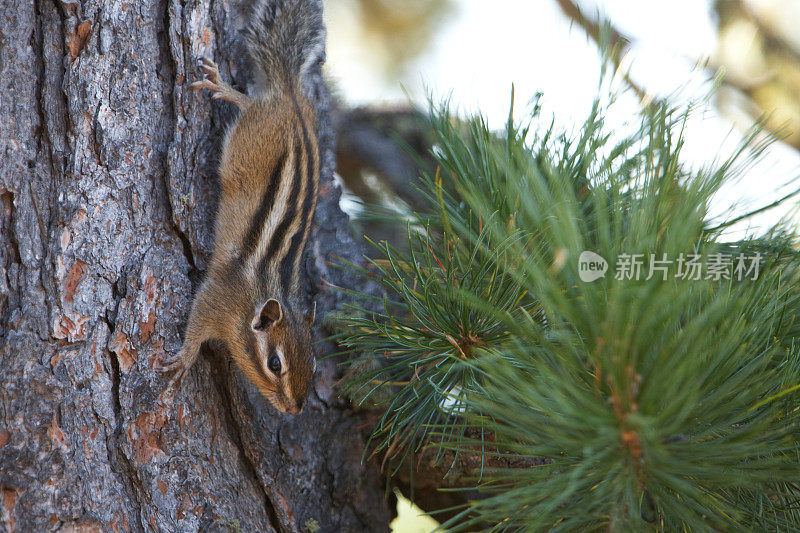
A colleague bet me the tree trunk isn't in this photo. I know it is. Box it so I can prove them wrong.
[0,1,393,531]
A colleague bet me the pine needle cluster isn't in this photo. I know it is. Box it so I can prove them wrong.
[334,91,800,530]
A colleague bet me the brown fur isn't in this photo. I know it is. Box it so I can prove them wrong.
[161,55,319,415]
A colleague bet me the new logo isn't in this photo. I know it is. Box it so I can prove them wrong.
[578,251,608,282]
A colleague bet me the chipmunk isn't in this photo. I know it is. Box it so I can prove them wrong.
[160,0,324,415]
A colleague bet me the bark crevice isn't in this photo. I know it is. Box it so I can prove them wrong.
[208,350,282,532]
[160,0,200,279]
[32,0,59,344]
[105,335,147,533]
[0,191,20,337]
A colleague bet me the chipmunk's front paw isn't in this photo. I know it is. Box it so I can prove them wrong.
[190,56,251,108]
[197,57,220,81]
[157,351,191,389]
[190,57,221,91]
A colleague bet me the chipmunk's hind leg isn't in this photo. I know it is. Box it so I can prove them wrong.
[191,57,252,110]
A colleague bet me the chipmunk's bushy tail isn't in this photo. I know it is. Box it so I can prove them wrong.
[245,0,325,93]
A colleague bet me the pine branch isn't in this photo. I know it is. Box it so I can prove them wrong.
[725,0,800,66]
[553,0,648,100]
[552,0,792,112]
[335,88,800,529]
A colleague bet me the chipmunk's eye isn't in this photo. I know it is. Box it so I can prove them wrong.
[268,354,282,374]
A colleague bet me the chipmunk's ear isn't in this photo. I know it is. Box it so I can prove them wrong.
[304,301,316,327]
[252,299,283,331]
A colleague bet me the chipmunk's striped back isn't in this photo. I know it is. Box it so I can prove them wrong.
[243,103,319,298]
[243,0,323,298]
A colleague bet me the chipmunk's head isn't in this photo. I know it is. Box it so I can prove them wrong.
[243,298,316,415]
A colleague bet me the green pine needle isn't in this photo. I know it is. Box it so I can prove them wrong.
[334,89,800,530]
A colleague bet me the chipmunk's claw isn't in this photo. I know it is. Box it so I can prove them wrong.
[190,56,252,109]
[197,57,220,82]
[157,352,189,389]
[190,79,218,93]
[191,57,222,92]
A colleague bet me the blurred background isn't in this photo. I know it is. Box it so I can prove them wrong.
[322,1,800,530]
[325,0,800,240]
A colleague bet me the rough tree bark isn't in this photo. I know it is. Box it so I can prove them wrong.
[0,0,394,531]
